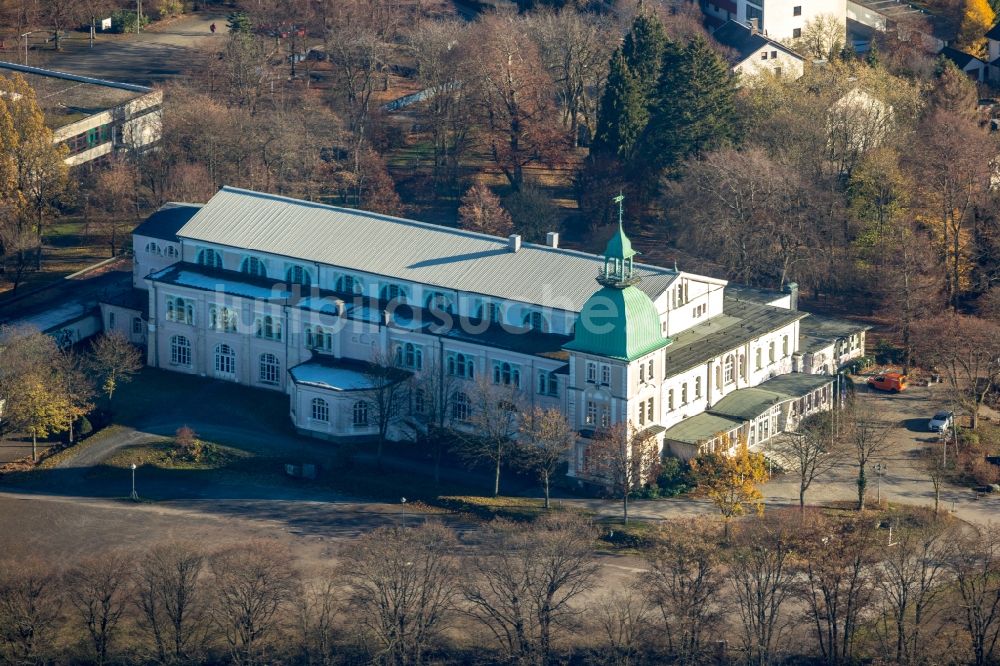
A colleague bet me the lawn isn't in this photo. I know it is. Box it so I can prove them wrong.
[100,440,251,471]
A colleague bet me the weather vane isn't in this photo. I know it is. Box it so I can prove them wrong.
[613,191,624,227]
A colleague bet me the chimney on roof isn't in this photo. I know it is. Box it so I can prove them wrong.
[546,232,559,248]
[508,234,522,253]
[749,17,759,34]
[785,282,799,311]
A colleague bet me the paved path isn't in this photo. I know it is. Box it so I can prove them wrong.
[20,12,226,85]
[4,374,997,528]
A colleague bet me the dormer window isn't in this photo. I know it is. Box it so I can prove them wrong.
[336,274,363,294]
[286,264,311,287]
[197,249,222,268]
[523,311,548,332]
[241,256,267,277]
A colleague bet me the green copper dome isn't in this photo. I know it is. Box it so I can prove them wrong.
[564,285,671,361]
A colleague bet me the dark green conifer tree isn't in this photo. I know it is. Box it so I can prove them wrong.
[642,36,738,176]
[591,49,649,161]
[622,12,669,99]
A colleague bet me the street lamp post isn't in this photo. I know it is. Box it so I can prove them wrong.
[872,462,886,506]
[130,462,138,501]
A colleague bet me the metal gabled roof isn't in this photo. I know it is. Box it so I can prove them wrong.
[175,187,678,313]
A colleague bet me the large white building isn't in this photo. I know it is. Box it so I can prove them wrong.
[703,0,847,42]
[112,187,867,484]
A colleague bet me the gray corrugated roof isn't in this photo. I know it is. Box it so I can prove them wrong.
[176,187,678,312]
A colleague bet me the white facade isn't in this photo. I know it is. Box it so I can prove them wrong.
[124,188,858,485]
[733,44,805,78]
[705,0,847,42]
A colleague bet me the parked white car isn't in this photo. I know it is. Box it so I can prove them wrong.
[928,410,954,433]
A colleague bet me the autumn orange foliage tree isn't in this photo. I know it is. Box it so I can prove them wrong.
[690,436,768,538]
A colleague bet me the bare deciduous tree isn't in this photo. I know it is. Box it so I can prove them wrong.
[467,13,568,191]
[587,421,659,524]
[913,313,1000,430]
[88,331,143,408]
[728,514,798,666]
[797,514,881,665]
[645,519,724,663]
[843,403,895,511]
[457,184,513,237]
[0,560,62,665]
[209,541,299,666]
[463,513,598,664]
[294,577,339,666]
[361,348,411,469]
[875,522,953,665]
[454,377,521,497]
[782,412,844,511]
[66,552,133,666]
[134,541,207,664]
[947,526,1000,666]
[343,522,460,666]
[595,587,650,666]
[516,406,576,509]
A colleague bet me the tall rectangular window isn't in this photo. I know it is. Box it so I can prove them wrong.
[586,401,597,425]
[586,362,597,383]
[601,364,611,385]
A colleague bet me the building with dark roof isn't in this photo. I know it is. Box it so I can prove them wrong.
[0,61,162,167]
[712,20,805,80]
[939,46,986,82]
[115,187,864,485]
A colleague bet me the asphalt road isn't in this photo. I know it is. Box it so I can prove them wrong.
[16,12,226,85]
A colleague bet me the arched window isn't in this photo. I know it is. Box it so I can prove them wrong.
[209,305,237,333]
[724,355,735,384]
[451,392,470,421]
[285,264,311,287]
[166,297,194,324]
[695,376,702,399]
[447,353,474,378]
[537,371,558,396]
[166,246,178,258]
[492,361,519,387]
[425,291,453,314]
[145,241,161,255]
[380,284,408,303]
[254,315,282,341]
[352,400,369,426]
[197,249,223,268]
[769,341,776,364]
[335,274,362,294]
[311,398,329,422]
[681,383,688,404]
[170,335,191,366]
[782,335,789,358]
[241,256,267,277]
[478,302,502,323]
[756,348,763,370]
[306,326,332,352]
[259,353,280,384]
[522,311,548,332]
[395,343,423,370]
[739,354,747,378]
[215,343,236,375]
